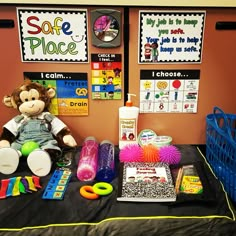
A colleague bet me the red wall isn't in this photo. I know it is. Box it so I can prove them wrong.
[0,5,236,145]
[129,8,236,144]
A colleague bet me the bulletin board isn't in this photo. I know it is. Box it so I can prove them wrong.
[0,6,124,145]
[1,5,236,145]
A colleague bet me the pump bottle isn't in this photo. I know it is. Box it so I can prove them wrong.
[119,93,139,149]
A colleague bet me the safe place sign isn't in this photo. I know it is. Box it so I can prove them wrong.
[17,8,88,62]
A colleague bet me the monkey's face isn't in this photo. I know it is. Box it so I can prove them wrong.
[19,88,45,117]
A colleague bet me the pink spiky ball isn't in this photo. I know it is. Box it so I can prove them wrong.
[159,145,181,165]
[119,144,143,162]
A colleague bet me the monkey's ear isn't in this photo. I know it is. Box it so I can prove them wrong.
[2,96,17,109]
[47,88,56,99]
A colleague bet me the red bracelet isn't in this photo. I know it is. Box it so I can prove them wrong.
[0,179,10,199]
[80,185,99,200]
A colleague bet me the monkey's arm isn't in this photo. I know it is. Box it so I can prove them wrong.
[0,128,16,147]
[50,116,77,147]
[57,127,77,147]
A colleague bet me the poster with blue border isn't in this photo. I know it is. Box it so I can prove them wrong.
[139,11,206,63]
[24,72,88,116]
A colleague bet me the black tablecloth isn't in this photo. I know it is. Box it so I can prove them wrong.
[0,145,235,236]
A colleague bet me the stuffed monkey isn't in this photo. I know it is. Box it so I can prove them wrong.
[0,79,77,177]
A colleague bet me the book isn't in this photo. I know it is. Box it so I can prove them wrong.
[117,162,176,202]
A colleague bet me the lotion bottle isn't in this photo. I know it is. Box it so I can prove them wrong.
[119,93,139,149]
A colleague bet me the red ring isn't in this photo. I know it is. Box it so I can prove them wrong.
[79,185,99,200]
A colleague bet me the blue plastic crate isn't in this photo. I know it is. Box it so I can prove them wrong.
[206,106,236,203]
